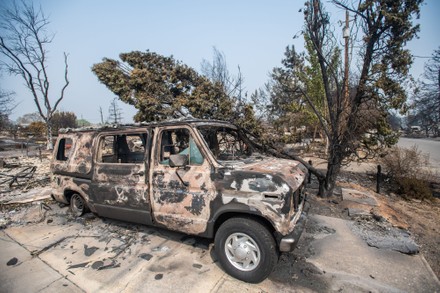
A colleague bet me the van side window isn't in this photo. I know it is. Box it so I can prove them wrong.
[99,133,147,164]
[159,129,204,165]
[56,138,73,161]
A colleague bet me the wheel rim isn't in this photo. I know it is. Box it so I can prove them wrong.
[224,232,261,271]
[71,194,84,216]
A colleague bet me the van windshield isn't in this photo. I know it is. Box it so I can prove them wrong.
[197,126,253,161]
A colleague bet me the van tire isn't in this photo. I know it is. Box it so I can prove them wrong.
[70,193,86,217]
[214,217,277,283]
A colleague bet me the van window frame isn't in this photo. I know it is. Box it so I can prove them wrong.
[95,131,149,165]
[156,126,205,166]
[56,137,74,161]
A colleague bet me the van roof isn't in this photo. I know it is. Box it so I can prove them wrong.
[58,117,235,134]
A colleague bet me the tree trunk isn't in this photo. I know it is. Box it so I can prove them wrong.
[324,135,329,156]
[312,125,318,142]
[323,161,341,197]
[46,122,54,150]
[321,143,344,197]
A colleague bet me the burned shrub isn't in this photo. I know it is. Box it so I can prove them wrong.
[381,146,428,179]
[381,146,433,200]
[398,177,432,200]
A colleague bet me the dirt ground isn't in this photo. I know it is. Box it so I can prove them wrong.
[1,149,439,281]
[307,168,440,279]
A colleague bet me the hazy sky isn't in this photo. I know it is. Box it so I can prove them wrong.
[1,0,439,124]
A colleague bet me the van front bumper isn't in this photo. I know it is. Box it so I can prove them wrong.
[279,200,310,252]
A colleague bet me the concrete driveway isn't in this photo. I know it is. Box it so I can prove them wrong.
[1,203,439,293]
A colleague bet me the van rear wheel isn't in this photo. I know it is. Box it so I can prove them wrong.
[214,217,277,283]
[70,193,86,217]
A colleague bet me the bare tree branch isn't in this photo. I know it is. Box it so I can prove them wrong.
[297,87,331,138]
[0,0,69,149]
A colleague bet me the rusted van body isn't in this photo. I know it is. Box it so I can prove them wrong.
[51,119,309,283]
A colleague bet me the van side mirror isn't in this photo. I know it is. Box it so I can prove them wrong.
[169,154,189,167]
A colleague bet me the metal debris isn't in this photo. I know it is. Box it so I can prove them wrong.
[0,166,36,188]
[0,156,52,205]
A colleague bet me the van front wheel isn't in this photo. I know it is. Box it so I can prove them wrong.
[214,217,277,283]
[70,193,86,217]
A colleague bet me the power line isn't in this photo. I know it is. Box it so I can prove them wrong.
[412,55,434,59]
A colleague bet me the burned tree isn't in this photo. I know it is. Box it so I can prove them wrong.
[92,51,234,122]
[51,111,77,134]
[0,1,69,149]
[201,47,260,135]
[92,50,260,134]
[412,47,440,136]
[282,0,422,196]
[0,89,15,129]
[201,47,245,99]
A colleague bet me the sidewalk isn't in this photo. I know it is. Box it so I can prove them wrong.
[0,230,81,292]
[1,201,439,292]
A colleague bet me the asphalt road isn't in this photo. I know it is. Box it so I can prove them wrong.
[398,137,440,169]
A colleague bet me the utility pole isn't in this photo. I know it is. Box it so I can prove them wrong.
[108,97,123,125]
[438,68,440,136]
[99,106,104,125]
[343,10,350,103]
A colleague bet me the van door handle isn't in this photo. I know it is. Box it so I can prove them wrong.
[133,171,145,176]
[153,170,164,176]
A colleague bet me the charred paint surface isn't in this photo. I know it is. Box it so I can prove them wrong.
[89,184,148,208]
[151,166,214,235]
[155,177,187,204]
[212,157,307,235]
[150,125,216,235]
[51,132,94,178]
[91,158,149,211]
[51,175,93,210]
[184,194,205,216]
[155,214,194,229]
[95,167,133,177]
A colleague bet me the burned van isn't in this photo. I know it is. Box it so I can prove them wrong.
[50,119,309,283]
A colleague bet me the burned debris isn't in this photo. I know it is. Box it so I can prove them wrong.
[0,166,36,188]
[0,156,51,204]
